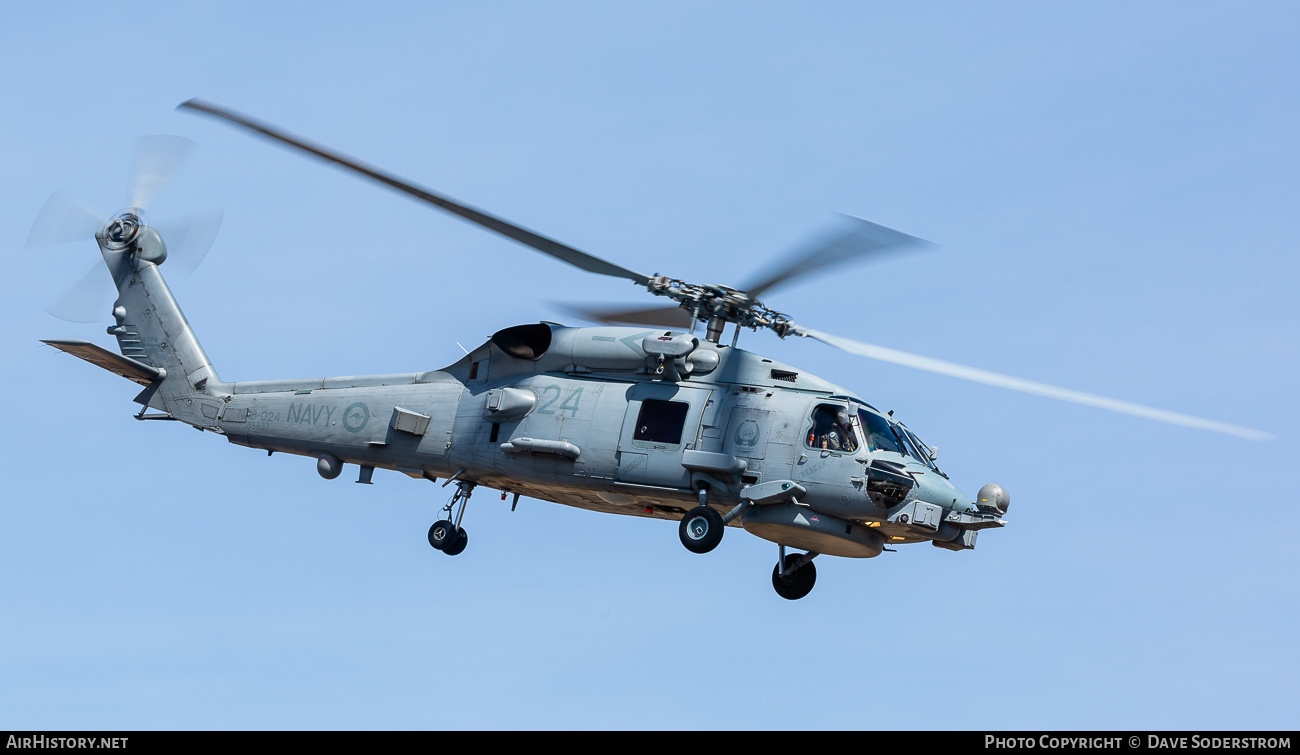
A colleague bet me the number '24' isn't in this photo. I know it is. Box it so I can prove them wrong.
[537,385,583,417]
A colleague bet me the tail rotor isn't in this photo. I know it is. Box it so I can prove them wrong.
[28,135,222,322]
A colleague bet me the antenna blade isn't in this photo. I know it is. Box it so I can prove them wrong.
[178,98,651,286]
[792,324,1274,442]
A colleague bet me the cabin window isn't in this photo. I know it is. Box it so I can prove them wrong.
[468,361,480,380]
[633,399,689,444]
[805,404,858,452]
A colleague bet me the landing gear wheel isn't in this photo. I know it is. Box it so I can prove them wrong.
[428,519,457,551]
[679,506,724,554]
[771,554,817,600]
[443,528,468,556]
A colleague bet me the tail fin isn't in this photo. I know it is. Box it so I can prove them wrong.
[97,212,225,426]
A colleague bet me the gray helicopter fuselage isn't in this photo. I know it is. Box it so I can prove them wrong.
[42,222,1004,567]
[188,321,979,555]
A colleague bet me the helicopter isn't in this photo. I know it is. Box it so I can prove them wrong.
[36,99,1272,600]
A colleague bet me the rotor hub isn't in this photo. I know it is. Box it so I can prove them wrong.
[102,210,143,249]
[644,276,796,338]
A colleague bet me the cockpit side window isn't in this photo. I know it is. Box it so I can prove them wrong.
[857,409,904,454]
[805,404,858,453]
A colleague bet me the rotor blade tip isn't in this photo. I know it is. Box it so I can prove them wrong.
[177,98,222,118]
[835,212,936,247]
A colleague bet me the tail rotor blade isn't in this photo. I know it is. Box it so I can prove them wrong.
[46,260,117,323]
[792,324,1273,442]
[156,211,223,277]
[26,192,105,248]
[128,135,193,211]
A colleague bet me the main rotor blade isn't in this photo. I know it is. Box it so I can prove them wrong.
[557,302,693,329]
[741,216,931,299]
[792,324,1274,442]
[178,98,651,286]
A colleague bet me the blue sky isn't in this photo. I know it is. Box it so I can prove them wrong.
[3,2,1297,729]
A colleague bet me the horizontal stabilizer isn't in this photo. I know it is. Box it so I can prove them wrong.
[41,339,163,386]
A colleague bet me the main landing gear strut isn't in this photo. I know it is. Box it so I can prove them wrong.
[428,479,474,556]
[677,486,748,555]
[677,488,818,599]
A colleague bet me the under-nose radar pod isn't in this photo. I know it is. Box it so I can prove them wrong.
[37,100,1273,600]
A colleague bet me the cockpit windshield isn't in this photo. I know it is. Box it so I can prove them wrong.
[893,425,925,460]
[857,409,903,454]
[896,422,944,475]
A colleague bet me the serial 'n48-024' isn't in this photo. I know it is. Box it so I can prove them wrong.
[36,100,1271,600]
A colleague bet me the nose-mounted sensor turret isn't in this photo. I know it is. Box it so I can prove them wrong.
[977,483,1010,515]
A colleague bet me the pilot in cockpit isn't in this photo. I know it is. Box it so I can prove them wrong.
[807,405,858,452]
